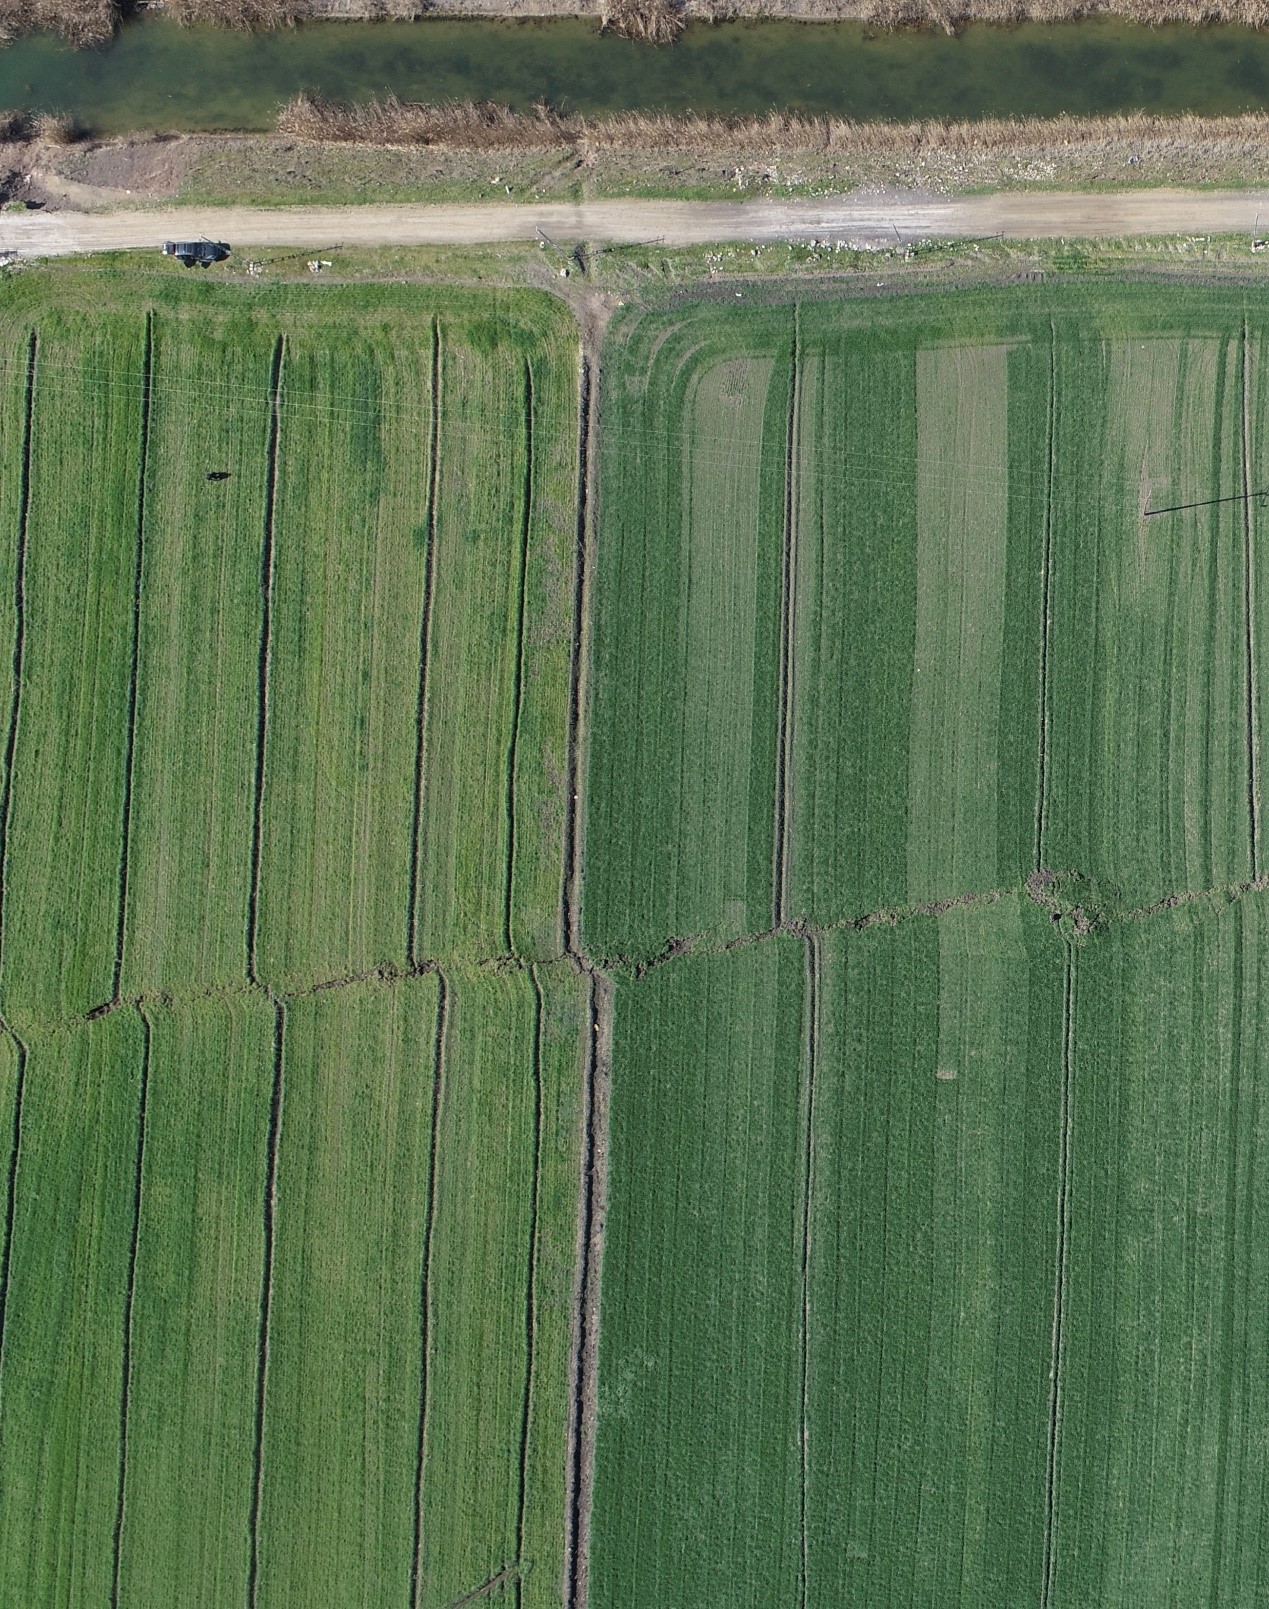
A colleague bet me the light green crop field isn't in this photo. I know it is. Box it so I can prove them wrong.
[0,271,587,1609]
[3,263,1269,1608]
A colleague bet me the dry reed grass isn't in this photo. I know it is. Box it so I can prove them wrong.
[278,95,1269,156]
[599,0,686,41]
[13,0,1269,42]
[824,0,1269,24]
[0,0,117,45]
[162,0,305,25]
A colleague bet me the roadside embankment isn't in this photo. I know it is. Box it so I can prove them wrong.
[14,111,1269,213]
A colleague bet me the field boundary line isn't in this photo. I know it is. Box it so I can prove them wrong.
[1041,946,1076,1609]
[1034,319,1057,870]
[565,969,610,1609]
[110,311,154,1006]
[562,349,594,961]
[513,967,545,1609]
[503,359,535,957]
[1241,319,1261,880]
[773,303,800,928]
[247,993,286,1609]
[797,931,821,1609]
[110,1003,151,1609]
[407,319,442,971]
[246,336,286,988]
[410,969,449,1609]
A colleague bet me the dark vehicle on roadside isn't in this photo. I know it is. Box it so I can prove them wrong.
[163,240,231,268]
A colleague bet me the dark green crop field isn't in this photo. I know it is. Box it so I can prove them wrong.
[1,266,1268,1606]
[587,284,1269,1607]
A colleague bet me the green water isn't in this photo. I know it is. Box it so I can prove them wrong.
[5,12,1269,134]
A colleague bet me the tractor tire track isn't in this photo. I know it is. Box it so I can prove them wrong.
[1040,945,1076,1609]
[247,994,286,1609]
[1034,319,1057,871]
[1241,319,1261,880]
[246,336,285,988]
[411,969,450,1609]
[773,304,800,928]
[110,1003,151,1609]
[565,969,611,1609]
[513,967,545,1609]
[797,931,820,1609]
[562,351,595,961]
[503,359,535,958]
[408,320,442,971]
[111,310,154,1005]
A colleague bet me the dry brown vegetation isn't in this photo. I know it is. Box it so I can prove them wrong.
[16,0,1269,44]
[598,0,685,42]
[0,0,116,45]
[161,0,305,25]
[278,93,575,147]
[277,95,1269,160]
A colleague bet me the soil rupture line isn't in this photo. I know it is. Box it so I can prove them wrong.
[411,970,449,1609]
[773,304,800,928]
[408,320,441,971]
[246,336,285,989]
[562,351,595,961]
[1034,319,1057,872]
[0,331,36,997]
[504,360,535,958]
[0,338,36,1395]
[1041,946,1076,1609]
[110,1004,151,1609]
[247,995,286,1609]
[111,311,153,1005]
[513,969,545,1609]
[1242,319,1261,881]
[797,932,820,1609]
[565,970,610,1609]
[0,1024,28,1401]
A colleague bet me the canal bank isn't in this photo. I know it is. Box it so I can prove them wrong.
[11,14,1269,135]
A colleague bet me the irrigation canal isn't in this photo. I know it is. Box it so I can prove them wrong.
[10,14,1269,135]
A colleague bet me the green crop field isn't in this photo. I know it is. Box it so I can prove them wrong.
[586,284,1269,1607]
[0,271,587,1609]
[2,264,1269,1607]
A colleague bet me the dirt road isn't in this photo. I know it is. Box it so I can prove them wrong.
[3,189,1269,256]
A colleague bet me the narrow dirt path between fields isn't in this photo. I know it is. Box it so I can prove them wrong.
[5,189,1269,256]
